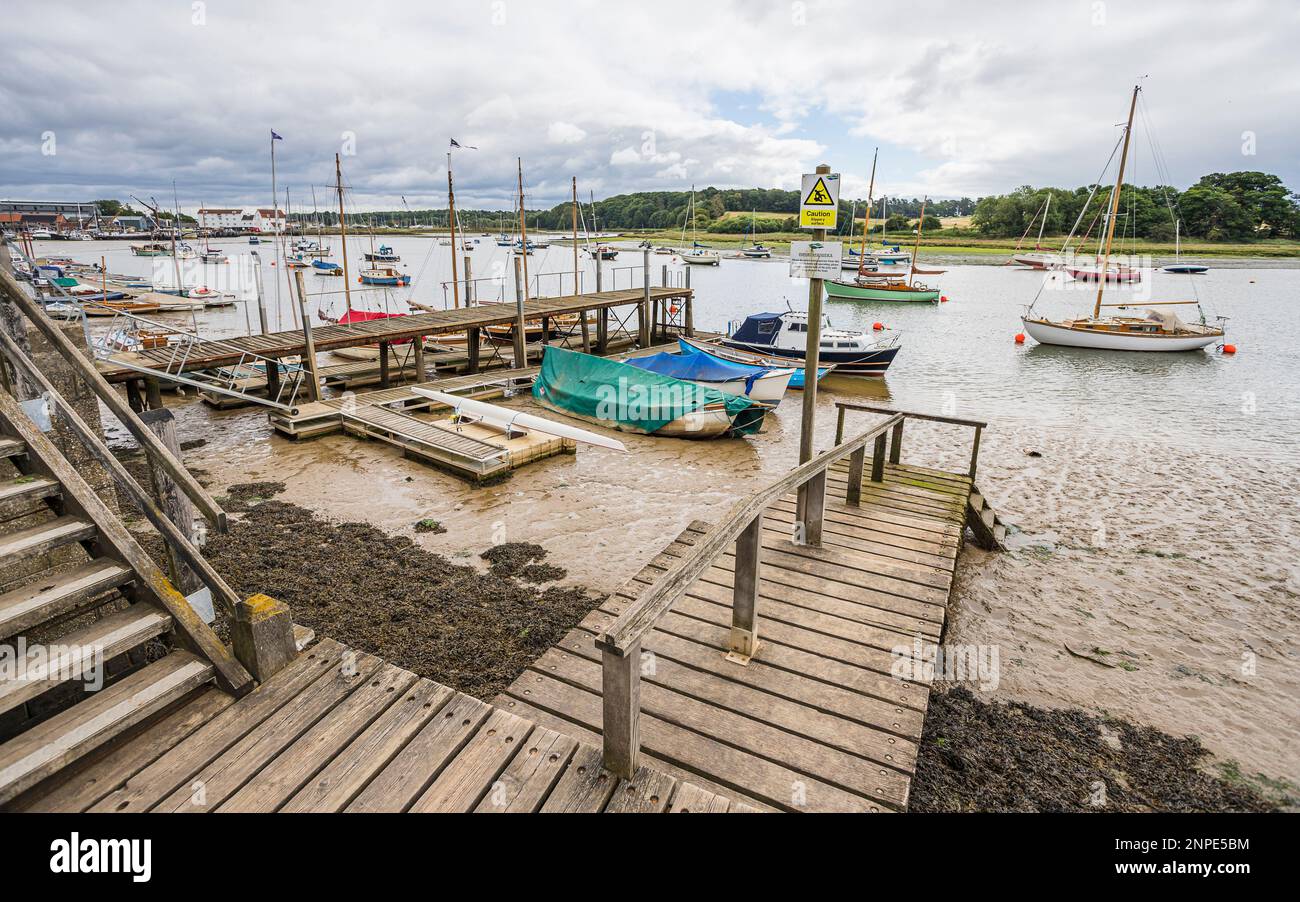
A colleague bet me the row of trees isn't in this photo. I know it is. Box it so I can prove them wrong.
[969,171,1299,241]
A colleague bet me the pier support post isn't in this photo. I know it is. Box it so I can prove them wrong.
[596,305,609,355]
[413,336,425,383]
[467,327,481,374]
[600,642,641,780]
[968,425,982,480]
[140,408,201,597]
[265,358,281,403]
[846,445,866,506]
[378,341,391,388]
[871,433,887,482]
[639,250,652,347]
[126,379,145,413]
[464,256,474,306]
[685,290,694,337]
[512,256,527,369]
[144,377,163,411]
[889,420,904,465]
[292,269,321,402]
[728,515,762,662]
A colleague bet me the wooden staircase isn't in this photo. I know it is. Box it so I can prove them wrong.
[0,384,249,807]
[966,484,1008,551]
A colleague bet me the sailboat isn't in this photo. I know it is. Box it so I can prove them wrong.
[584,193,618,260]
[741,210,771,258]
[826,189,940,303]
[1021,85,1225,352]
[680,186,721,265]
[1162,219,1208,274]
[1011,194,1061,269]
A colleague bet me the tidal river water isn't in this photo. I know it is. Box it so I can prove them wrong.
[42,235,1300,784]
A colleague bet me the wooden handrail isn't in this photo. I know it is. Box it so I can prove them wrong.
[0,263,227,530]
[0,329,244,620]
[834,401,986,479]
[596,412,904,658]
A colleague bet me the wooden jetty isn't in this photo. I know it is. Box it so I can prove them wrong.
[495,403,988,811]
[9,637,751,814]
[95,287,693,385]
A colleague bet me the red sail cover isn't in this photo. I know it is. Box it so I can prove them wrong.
[337,308,413,344]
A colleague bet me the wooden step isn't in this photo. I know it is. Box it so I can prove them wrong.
[0,516,96,565]
[0,650,214,805]
[0,559,134,641]
[0,605,173,716]
[0,475,60,518]
[0,439,26,460]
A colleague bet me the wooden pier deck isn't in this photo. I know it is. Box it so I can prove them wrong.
[96,287,690,383]
[496,414,980,812]
[8,637,749,813]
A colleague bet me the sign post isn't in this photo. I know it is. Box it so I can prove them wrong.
[796,164,839,539]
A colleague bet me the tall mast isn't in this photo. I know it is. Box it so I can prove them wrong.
[860,147,878,262]
[1094,84,1140,318]
[1037,193,1050,248]
[909,197,928,286]
[571,176,579,295]
[517,158,530,306]
[170,181,182,291]
[447,152,460,309]
[335,154,352,314]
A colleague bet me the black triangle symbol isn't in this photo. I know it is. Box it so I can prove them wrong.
[804,177,835,206]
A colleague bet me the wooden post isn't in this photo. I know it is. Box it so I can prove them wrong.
[265,357,281,403]
[232,593,298,683]
[804,469,826,547]
[412,334,425,383]
[291,268,320,402]
[889,420,904,465]
[728,515,762,661]
[378,341,391,387]
[126,379,145,413]
[684,289,694,337]
[641,248,652,346]
[871,433,887,482]
[601,643,640,780]
[834,405,846,445]
[467,327,481,374]
[463,255,474,306]
[846,445,866,506]
[139,408,201,597]
[512,255,527,369]
[596,300,608,355]
[968,425,982,479]
[144,377,163,410]
[796,162,832,532]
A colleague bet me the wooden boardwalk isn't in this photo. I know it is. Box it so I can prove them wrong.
[96,287,690,383]
[8,637,750,813]
[495,459,972,812]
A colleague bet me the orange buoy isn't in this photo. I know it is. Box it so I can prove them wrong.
[1222,343,1237,354]
[872,322,884,331]
[1014,333,1026,344]
[940,295,949,302]
[669,305,678,314]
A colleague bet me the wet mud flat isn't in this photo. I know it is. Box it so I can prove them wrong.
[912,688,1287,812]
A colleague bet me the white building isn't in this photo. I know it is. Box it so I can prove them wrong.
[197,207,286,233]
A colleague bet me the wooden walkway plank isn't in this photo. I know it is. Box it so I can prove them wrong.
[6,687,234,813]
[216,663,420,812]
[538,744,619,813]
[345,692,492,812]
[473,725,578,813]
[152,653,385,812]
[88,639,350,813]
[604,765,677,813]
[281,679,455,813]
[408,708,534,812]
[667,781,733,813]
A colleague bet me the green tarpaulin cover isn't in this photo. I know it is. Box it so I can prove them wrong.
[532,346,764,437]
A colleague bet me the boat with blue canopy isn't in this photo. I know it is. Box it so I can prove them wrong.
[622,346,795,403]
[677,337,833,389]
[720,310,901,377]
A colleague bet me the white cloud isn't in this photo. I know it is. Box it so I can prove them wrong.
[547,122,586,145]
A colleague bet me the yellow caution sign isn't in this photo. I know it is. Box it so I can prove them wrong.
[799,172,841,229]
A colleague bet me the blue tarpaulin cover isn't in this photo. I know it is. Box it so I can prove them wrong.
[623,347,770,395]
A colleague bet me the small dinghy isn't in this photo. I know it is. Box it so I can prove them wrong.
[532,347,766,439]
[411,389,627,451]
[677,337,834,389]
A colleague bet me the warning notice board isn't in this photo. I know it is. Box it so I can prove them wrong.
[799,172,841,229]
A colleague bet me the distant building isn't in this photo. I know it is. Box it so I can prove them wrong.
[104,214,157,233]
[0,200,98,233]
[195,206,285,233]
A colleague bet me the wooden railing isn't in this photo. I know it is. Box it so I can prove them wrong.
[594,411,906,778]
[833,402,988,480]
[0,262,228,530]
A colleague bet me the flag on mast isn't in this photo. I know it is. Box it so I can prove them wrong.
[271,130,283,141]
[449,138,477,149]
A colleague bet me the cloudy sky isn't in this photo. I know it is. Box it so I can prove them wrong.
[2,0,1296,212]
